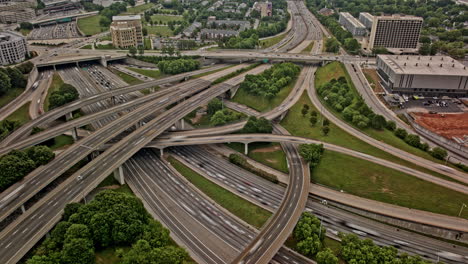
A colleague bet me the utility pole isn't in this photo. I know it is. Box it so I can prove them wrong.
[458,203,467,217]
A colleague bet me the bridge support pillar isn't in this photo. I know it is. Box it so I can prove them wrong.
[21,204,26,213]
[53,65,56,71]
[113,166,125,185]
[159,148,164,157]
[65,112,73,121]
[71,127,78,141]
[180,119,185,130]
[244,142,249,155]
[100,56,108,67]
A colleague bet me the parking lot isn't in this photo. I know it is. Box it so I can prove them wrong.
[403,98,464,113]
[29,22,81,40]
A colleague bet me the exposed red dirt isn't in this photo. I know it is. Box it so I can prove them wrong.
[412,112,468,140]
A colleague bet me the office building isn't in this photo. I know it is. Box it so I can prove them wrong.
[339,12,367,36]
[376,55,468,96]
[0,0,36,11]
[0,31,28,65]
[368,15,423,51]
[110,15,143,49]
[0,8,35,23]
[359,12,373,29]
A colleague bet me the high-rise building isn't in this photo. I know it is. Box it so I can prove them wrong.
[0,31,28,66]
[376,55,468,96]
[359,12,373,29]
[0,8,35,23]
[338,12,367,36]
[110,15,143,49]
[368,15,423,51]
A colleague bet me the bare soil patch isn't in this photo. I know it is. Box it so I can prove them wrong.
[252,145,282,153]
[412,112,468,141]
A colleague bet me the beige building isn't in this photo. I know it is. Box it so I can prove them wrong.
[110,15,143,49]
[0,8,35,23]
[368,15,423,52]
[0,31,28,65]
[376,55,468,96]
[0,0,36,11]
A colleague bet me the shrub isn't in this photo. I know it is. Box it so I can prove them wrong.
[385,121,396,131]
[430,147,448,160]
[394,128,408,139]
[404,134,421,148]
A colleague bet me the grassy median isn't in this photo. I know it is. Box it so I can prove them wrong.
[168,156,271,228]
[226,142,289,173]
[109,68,143,85]
[127,67,165,79]
[6,102,30,125]
[0,87,24,108]
[44,73,64,112]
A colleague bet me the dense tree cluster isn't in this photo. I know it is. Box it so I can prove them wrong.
[98,2,128,27]
[207,98,223,115]
[219,29,259,49]
[210,109,243,126]
[340,233,432,264]
[212,63,261,85]
[0,67,27,95]
[16,61,35,74]
[134,55,199,64]
[0,120,20,141]
[311,13,360,54]
[0,146,55,191]
[157,59,200,74]
[293,212,326,257]
[298,143,324,168]
[241,116,273,133]
[240,62,300,98]
[49,83,79,110]
[28,190,188,264]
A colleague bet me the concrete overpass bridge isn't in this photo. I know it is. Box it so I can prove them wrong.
[35,54,127,69]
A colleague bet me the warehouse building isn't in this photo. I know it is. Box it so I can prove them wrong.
[359,12,373,29]
[110,15,143,49]
[0,31,28,65]
[376,55,468,96]
[338,12,367,36]
[368,15,422,52]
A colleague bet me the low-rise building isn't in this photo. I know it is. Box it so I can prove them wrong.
[368,15,423,52]
[0,8,35,23]
[110,15,143,49]
[318,7,334,16]
[0,0,36,11]
[338,12,367,36]
[359,12,373,29]
[376,55,468,96]
[201,28,238,39]
[182,21,201,37]
[0,31,28,65]
[210,19,251,31]
[253,1,272,17]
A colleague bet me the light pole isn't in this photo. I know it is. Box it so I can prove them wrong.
[321,96,328,126]
[318,199,328,238]
[458,203,467,217]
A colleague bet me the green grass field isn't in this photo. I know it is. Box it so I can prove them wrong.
[44,73,64,112]
[232,75,298,112]
[110,68,143,85]
[150,14,183,24]
[19,29,31,36]
[49,135,74,150]
[191,65,236,79]
[301,41,314,53]
[0,87,24,108]
[6,102,30,124]
[315,62,463,170]
[226,142,289,173]
[127,67,165,79]
[259,32,288,49]
[144,25,173,36]
[77,15,107,36]
[313,151,468,218]
[124,3,155,14]
[168,156,271,228]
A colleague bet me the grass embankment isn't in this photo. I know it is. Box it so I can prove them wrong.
[44,73,64,112]
[110,68,143,85]
[285,236,341,259]
[124,3,155,14]
[49,135,74,150]
[168,156,271,228]
[315,61,464,171]
[259,32,288,49]
[301,41,314,53]
[190,65,236,79]
[6,102,30,125]
[77,15,107,36]
[226,142,288,174]
[144,25,173,36]
[232,75,298,112]
[127,67,165,79]
[0,87,24,108]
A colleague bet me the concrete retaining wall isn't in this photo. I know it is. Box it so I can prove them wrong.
[124,57,157,68]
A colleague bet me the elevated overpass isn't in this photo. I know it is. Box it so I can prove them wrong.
[35,54,127,69]
[31,11,99,26]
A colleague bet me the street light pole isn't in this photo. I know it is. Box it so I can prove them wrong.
[458,203,467,217]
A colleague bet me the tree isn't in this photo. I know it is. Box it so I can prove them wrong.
[0,70,12,95]
[316,248,338,264]
[310,110,317,117]
[138,46,145,55]
[325,37,340,53]
[394,128,408,139]
[16,61,34,74]
[61,238,94,264]
[129,46,137,56]
[20,22,33,30]
[419,42,431,55]
[344,38,360,53]
[321,126,330,136]
[299,144,324,168]
[99,16,111,27]
[293,212,325,257]
[371,115,386,130]
[207,98,223,115]
[322,119,329,126]
[6,67,27,88]
[64,224,91,244]
[142,27,148,36]
[302,106,309,116]
[310,116,317,126]
[385,121,396,131]
[430,147,447,160]
[26,146,55,166]
[404,134,421,148]
[242,116,272,133]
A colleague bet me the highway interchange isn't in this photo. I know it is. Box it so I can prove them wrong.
[0,1,468,264]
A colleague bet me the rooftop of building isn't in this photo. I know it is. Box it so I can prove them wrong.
[378,55,468,76]
[339,12,366,28]
[375,14,423,21]
[0,31,24,42]
[359,12,373,19]
[0,7,33,13]
[112,15,141,21]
